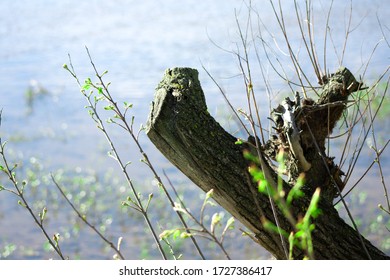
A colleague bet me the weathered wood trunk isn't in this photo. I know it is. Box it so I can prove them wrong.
[145,67,389,259]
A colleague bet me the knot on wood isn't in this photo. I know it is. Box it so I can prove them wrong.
[267,67,363,202]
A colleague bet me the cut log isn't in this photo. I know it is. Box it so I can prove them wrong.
[145,67,389,259]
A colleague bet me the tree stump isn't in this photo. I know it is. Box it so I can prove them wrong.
[145,67,389,259]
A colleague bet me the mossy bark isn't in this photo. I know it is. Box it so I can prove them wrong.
[146,67,389,260]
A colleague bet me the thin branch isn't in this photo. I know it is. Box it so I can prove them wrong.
[234,8,266,144]
[84,47,206,260]
[67,49,167,260]
[201,64,250,137]
[377,13,390,48]
[335,139,389,205]
[51,174,125,260]
[323,0,334,78]
[301,113,372,259]
[163,171,231,260]
[0,128,65,259]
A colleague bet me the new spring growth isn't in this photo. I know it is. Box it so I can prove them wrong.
[113,236,123,260]
[145,193,153,212]
[210,212,222,234]
[378,204,390,215]
[53,233,60,245]
[21,180,27,193]
[39,207,47,223]
[205,189,214,200]
[17,200,27,208]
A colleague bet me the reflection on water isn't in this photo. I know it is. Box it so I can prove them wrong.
[0,0,389,259]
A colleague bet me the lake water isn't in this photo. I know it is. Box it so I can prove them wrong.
[0,0,389,259]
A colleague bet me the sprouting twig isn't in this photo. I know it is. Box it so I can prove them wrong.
[301,113,372,259]
[163,171,231,260]
[65,48,207,260]
[51,173,125,260]
[65,51,167,260]
[0,111,65,259]
[84,47,206,260]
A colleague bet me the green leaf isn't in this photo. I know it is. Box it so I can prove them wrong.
[82,84,91,91]
[94,95,105,103]
[243,151,260,165]
[294,229,304,238]
[17,200,27,208]
[124,102,133,109]
[53,233,60,244]
[258,179,269,194]
[225,217,235,229]
[287,174,305,205]
[211,212,222,233]
[288,232,295,260]
[211,213,222,226]
[82,78,92,90]
[276,149,285,163]
[159,229,174,240]
[205,200,217,207]
[172,229,181,240]
[262,219,289,239]
[306,188,322,219]
[40,207,47,222]
[104,105,114,111]
[180,232,192,239]
[205,189,214,200]
[173,202,187,215]
[145,193,153,212]
[248,165,264,182]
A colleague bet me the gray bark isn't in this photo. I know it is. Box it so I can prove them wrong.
[145,67,389,260]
